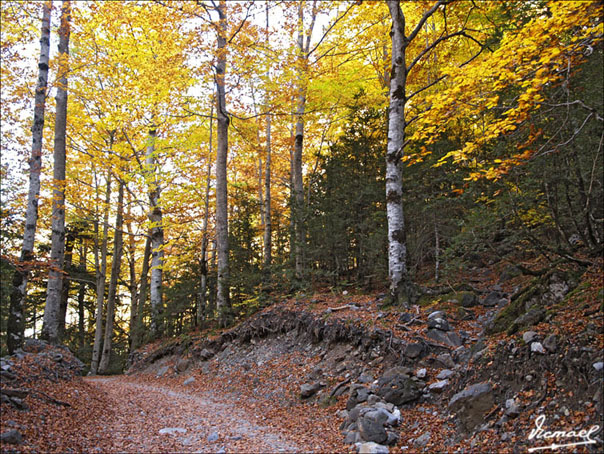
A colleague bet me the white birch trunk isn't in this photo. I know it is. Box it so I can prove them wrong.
[7,0,52,353]
[146,128,164,339]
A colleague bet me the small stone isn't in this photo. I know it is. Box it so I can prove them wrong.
[428,380,449,393]
[593,362,603,372]
[483,291,503,307]
[300,382,324,398]
[523,331,538,344]
[435,353,456,369]
[427,317,450,331]
[404,343,424,359]
[207,432,219,442]
[525,374,534,382]
[413,432,431,448]
[531,342,546,354]
[543,334,558,352]
[505,398,521,418]
[357,441,389,454]
[436,369,454,380]
[159,428,187,435]
[415,368,427,379]
[0,429,22,444]
[359,372,374,384]
[428,311,446,320]
[183,377,195,386]
[156,366,170,378]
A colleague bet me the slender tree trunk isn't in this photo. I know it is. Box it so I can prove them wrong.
[99,180,124,374]
[197,109,213,328]
[77,242,87,350]
[131,233,151,352]
[42,0,71,343]
[263,2,272,273]
[126,196,138,351]
[292,3,307,280]
[58,227,76,340]
[90,170,112,375]
[215,0,231,326]
[385,0,412,306]
[146,129,164,339]
[7,0,52,353]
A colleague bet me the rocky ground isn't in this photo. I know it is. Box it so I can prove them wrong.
[1,260,603,453]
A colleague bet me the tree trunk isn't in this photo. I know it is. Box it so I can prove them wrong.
[90,170,112,375]
[77,242,87,350]
[42,0,71,343]
[7,0,52,353]
[99,180,124,374]
[386,0,412,306]
[58,226,76,340]
[146,128,164,339]
[263,2,272,273]
[215,0,231,326]
[197,103,213,328]
[131,233,151,352]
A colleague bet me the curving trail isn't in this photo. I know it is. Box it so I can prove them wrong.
[85,376,301,453]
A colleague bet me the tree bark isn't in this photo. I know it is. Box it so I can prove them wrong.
[385,0,411,306]
[263,2,272,273]
[146,128,164,339]
[215,0,231,326]
[131,233,151,352]
[197,105,213,328]
[99,179,124,374]
[42,0,71,343]
[7,0,52,353]
[58,226,76,340]
[76,242,87,350]
[90,170,112,375]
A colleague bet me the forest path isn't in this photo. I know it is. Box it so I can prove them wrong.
[85,376,301,453]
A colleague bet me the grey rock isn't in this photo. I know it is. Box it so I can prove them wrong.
[344,430,361,444]
[176,359,190,373]
[514,307,545,329]
[427,329,463,348]
[398,312,413,323]
[531,342,546,354]
[404,343,424,359]
[207,432,219,442]
[460,293,478,308]
[183,377,195,386]
[505,398,521,418]
[358,413,388,444]
[159,427,187,435]
[375,368,421,406]
[543,334,558,352]
[428,379,449,393]
[198,348,214,360]
[347,385,370,410]
[523,331,538,344]
[216,447,225,454]
[300,381,324,398]
[415,368,427,379]
[358,372,374,384]
[593,362,604,372]
[0,429,22,444]
[436,369,454,380]
[357,442,389,454]
[453,346,471,364]
[435,353,456,369]
[448,382,494,432]
[483,291,503,307]
[413,432,431,448]
[427,317,450,331]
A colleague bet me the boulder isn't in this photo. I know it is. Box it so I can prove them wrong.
[347,385,370,410]
[375,368,421,406]
[427,317,450,331]
[358,410,389,444]
[300,381,324,399]
[404,343,424,359]
[427,329,463,348]
[448,382,494,432]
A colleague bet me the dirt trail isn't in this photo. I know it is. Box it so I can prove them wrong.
[85,376,301,453]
